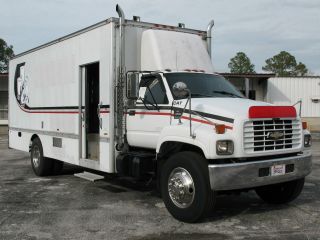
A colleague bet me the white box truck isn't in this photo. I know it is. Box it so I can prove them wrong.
[9,5,312,222]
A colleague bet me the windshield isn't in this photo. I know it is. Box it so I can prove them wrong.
[164,73,244,99]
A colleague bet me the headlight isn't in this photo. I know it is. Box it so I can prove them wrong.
[304,134,312,147]
[216,140,234,155]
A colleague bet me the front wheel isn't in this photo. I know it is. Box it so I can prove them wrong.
[255,178,305,204]
[160,151,215,223]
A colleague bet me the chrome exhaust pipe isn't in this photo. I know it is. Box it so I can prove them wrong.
[116,4,125,70]
[206,20,214,58]
[115,4,126,150]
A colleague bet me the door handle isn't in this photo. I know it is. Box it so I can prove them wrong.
[97,104,101,117]
[99,118,102,129]
[97,102,103,129]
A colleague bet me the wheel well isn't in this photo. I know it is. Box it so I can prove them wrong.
[156,141,207,194]
[29,134,39,151]
[158,141,205,160]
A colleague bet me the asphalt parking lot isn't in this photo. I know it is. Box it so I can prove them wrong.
[0,135,319,240]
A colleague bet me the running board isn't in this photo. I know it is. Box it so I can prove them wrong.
[74,171,105,182]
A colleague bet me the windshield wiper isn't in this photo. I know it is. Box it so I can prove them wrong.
[190,93,213,98]
[212,91,243,98]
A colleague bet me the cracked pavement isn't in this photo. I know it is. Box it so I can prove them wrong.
[0,135,319,240]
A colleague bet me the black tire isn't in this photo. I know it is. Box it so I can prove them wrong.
[255,178,305,204]
[160,151,215,223]
[52,160,64,175]
[30,138,53,176]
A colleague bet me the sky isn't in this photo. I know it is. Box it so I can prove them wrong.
[1,0,320,74]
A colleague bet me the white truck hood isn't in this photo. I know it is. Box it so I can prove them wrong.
[189,97,271,123]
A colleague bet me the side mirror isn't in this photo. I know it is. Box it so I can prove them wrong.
[126,72,140,100]
[172,82,189,99]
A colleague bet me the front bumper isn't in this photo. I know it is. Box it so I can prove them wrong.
[208,151,312,191]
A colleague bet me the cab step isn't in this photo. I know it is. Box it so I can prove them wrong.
[74,171,105,182]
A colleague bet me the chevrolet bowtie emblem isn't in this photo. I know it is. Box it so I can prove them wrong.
[267,131,284,140]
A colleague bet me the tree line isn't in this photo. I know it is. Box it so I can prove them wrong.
[228,51,308,76]
[0,38,14,73]
[0,38,310,76]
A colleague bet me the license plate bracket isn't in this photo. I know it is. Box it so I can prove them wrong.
[271,164,286,176]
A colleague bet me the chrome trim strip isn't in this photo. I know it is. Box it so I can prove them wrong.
[208,151,312,191]
[9,127,79,139]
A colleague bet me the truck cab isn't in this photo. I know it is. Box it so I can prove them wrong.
[120,70,312,222]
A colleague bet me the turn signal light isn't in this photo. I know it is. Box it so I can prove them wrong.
[302,121,308,130]
[215,124,226,134]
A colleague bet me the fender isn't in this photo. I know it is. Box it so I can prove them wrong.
[156,124,214,159]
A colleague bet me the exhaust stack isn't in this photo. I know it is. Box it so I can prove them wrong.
[116,4,125,71]
[206,20,214,59]
[115,4,126,150]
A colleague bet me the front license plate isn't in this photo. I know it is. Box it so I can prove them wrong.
[271,164,286,176]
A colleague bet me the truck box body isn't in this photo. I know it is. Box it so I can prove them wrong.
[9,19,115,172]
[9,18,211,173]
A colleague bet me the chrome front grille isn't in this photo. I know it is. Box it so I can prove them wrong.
[244,119,301,153]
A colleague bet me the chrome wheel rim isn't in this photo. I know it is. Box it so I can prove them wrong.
[168,167,195,208]
[32,145,41,168]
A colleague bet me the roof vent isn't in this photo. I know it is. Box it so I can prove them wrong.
[133,16,140,22]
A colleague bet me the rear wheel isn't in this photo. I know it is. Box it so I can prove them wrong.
[30,138,53,176]
[52,160,64,175]
[160,151,215,223]
[255,178,305,204]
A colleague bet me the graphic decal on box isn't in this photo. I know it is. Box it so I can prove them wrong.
[14,63,30,106]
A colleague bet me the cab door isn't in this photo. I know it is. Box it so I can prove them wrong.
[126,74,171,149]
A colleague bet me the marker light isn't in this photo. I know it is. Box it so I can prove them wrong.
[302,121,308,130]
[215,124,226,134]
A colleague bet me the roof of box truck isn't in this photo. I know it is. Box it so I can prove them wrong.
[12,18,206,60]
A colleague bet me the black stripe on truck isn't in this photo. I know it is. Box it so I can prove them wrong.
[130,105,234,124]
[21,103,234,124]
[23,105,110,110]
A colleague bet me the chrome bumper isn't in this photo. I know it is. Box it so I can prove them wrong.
[208,151,312,191]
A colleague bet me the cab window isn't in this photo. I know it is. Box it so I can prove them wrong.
[139,76,168,104]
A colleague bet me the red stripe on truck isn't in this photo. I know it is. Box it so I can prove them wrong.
[133,111,233,130]
[18,105,232,130]
[249,106,297,119]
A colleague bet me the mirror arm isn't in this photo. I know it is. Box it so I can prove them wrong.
[187,90,195,138]
[146,86,160,111]
[176,90,195,138]
[139,97,151,110]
